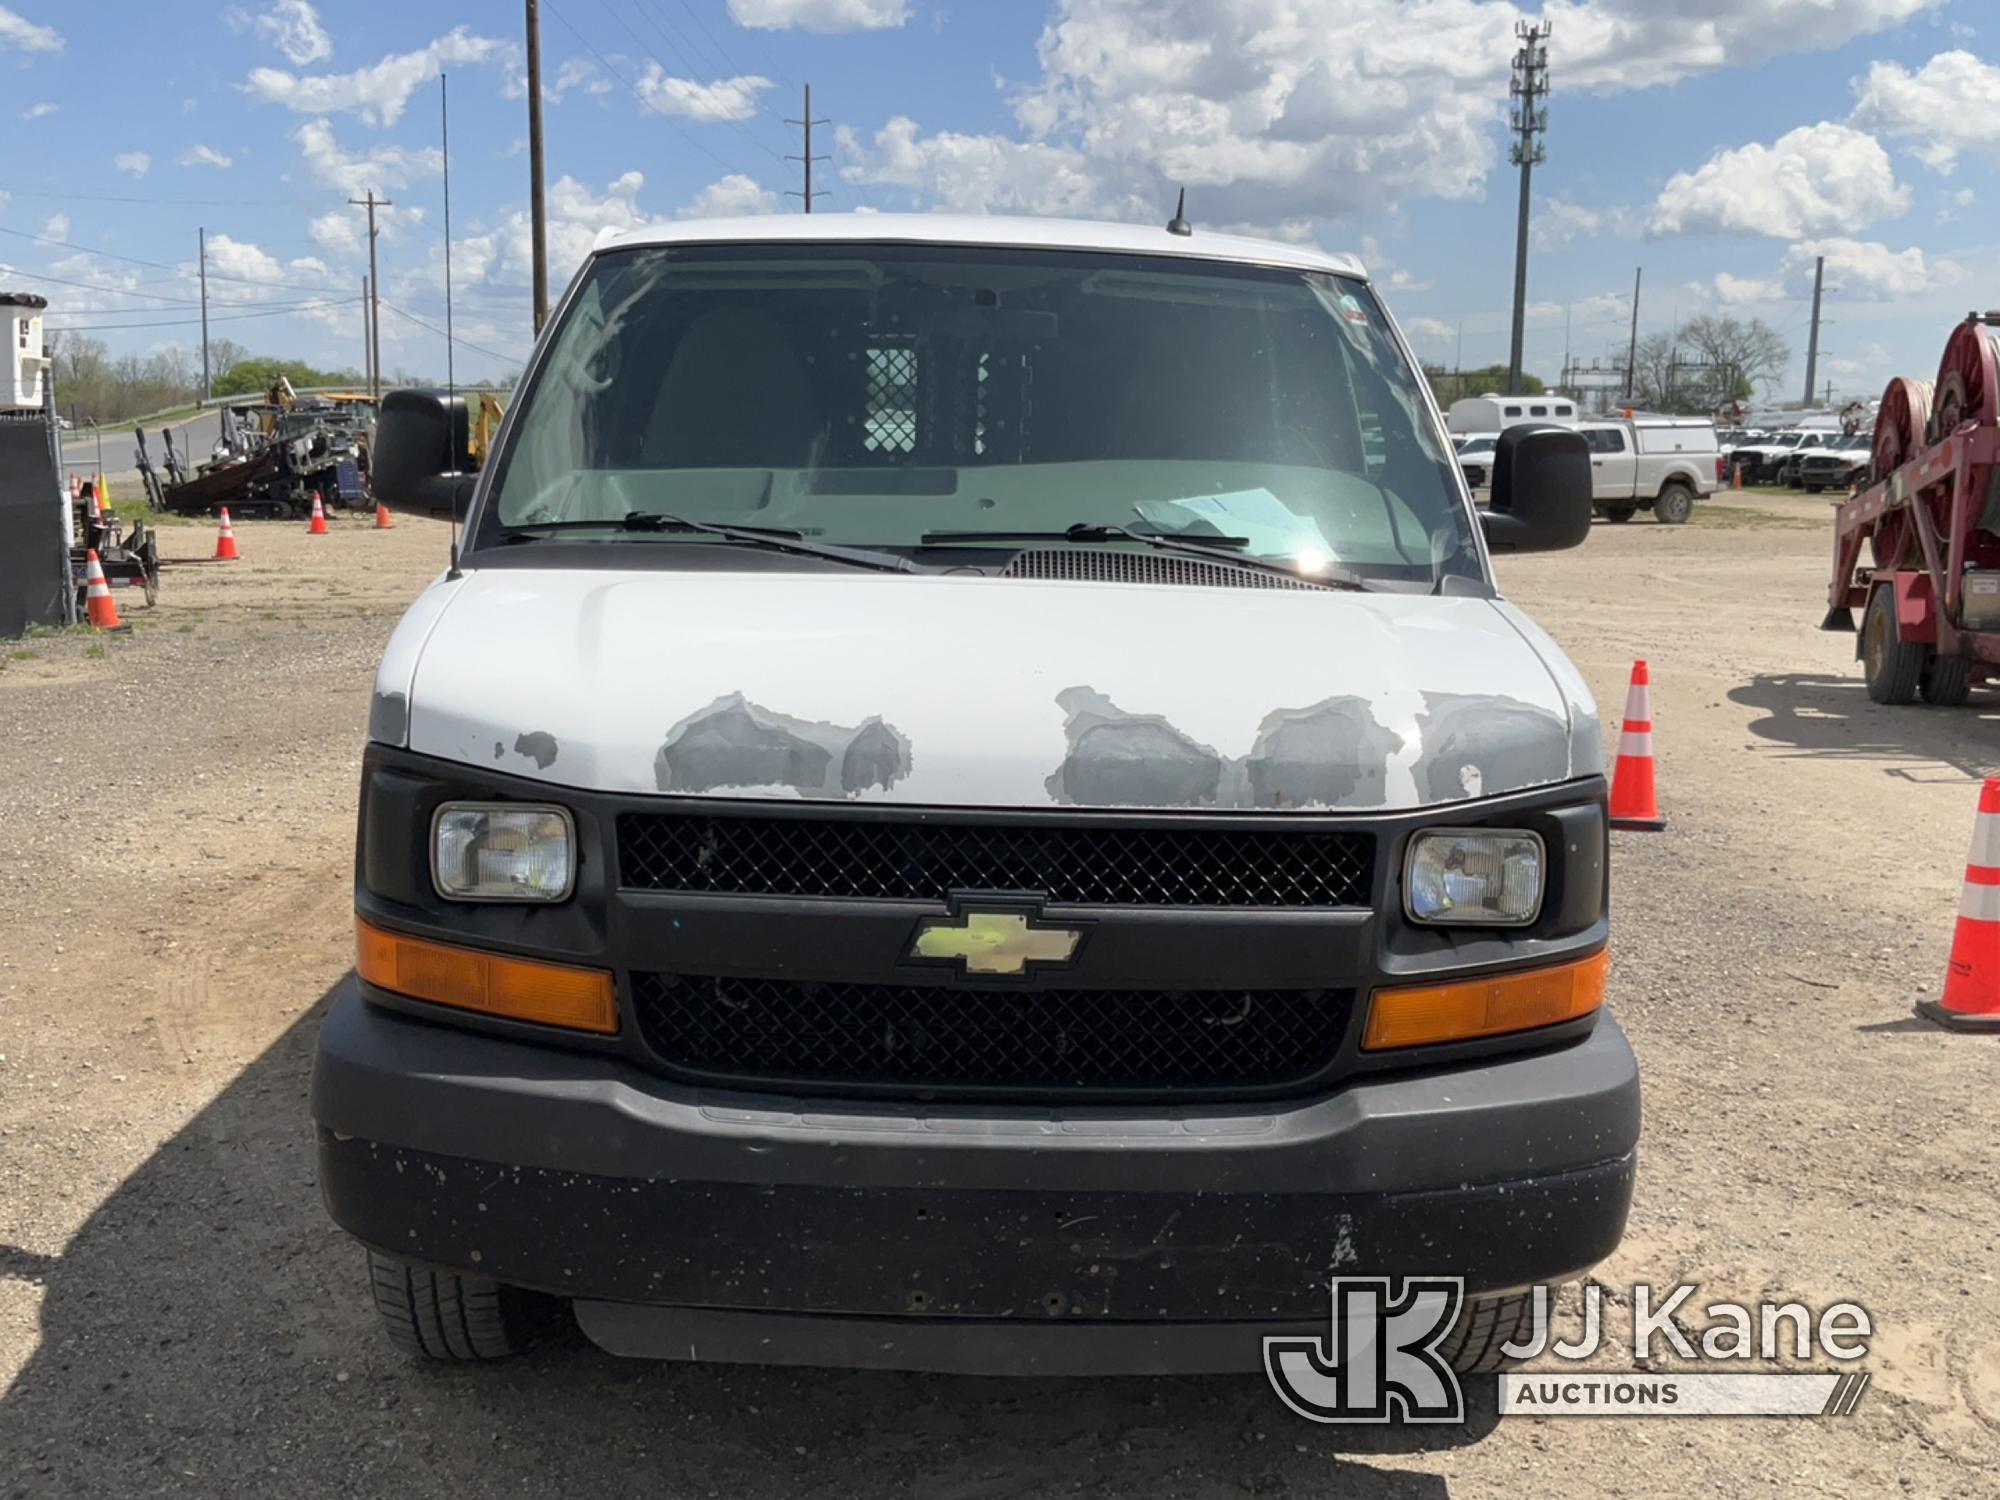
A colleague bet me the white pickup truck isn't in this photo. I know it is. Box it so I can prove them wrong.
[1578,416,1720,524]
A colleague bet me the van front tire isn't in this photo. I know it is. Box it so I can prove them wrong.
[1437,1291,1538,1374]
[366,1249,563,1360]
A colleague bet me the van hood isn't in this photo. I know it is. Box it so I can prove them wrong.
[378,568,1600,812]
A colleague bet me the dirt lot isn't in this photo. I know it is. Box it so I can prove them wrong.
[2,496,1997,1497]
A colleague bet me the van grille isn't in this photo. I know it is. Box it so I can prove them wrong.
[630,972,1351,1097]
[617,813,1373,908]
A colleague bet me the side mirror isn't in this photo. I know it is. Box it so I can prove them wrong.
[371,389,476,514]
[1481,424,1592,553]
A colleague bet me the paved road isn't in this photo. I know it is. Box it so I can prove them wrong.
[59,410,222,484]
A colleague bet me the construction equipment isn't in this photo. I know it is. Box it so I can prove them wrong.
[1822,313,2000,706]
[156,387,374,520]
[69,488,159,609]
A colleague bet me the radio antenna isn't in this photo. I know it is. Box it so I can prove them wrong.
[441,69,461,579]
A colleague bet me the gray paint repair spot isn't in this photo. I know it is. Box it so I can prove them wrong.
[513,731,559,771]
[1244,697,1402,808]
[656,693,912,797]
[1045,687,1224,807]
[1412,692,1570,802]
[840,718,912,795]
[368,690,408,746]
[1046,688,1405,809]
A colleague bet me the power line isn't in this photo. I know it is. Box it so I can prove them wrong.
[544,0,753,178]
[46,297,356,333]
[0,183,330,207]
[0,266,203,305]
[0,222,348,294]
[378,299,528,365]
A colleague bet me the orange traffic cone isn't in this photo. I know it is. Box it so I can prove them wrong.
[1608,659,1665,831]
[374,501,393,530]
[307,490,329,535]
[1916,779,2000,1032]
[82,549,123,629]
[214,506,240,561]
[85,488,102,527]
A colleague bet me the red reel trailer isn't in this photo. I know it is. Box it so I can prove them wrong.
[1823,314,2000,706]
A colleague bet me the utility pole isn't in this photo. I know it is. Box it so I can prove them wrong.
[525,0,549,331]
[1623,266,1641,401]
[785,83,829,212]
[349,190,392,399]
[197,227,210,403]
[1505,19,1550,394]
[361,276,371,388]
[1802,253,1825,408]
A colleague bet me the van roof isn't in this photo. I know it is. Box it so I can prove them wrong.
[597,212,1368,280]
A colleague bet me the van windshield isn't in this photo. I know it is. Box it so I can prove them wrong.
[481,243,1477,584]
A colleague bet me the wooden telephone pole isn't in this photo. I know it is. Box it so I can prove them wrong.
[349,191,392,398]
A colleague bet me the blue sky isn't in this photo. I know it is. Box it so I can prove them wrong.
[2,0,1993,400]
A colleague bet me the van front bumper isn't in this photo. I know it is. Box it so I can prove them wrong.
[311,981,1639,1375]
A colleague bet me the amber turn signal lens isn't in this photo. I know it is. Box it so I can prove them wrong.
[355,917,618,1035]
[1362,949,1608,1051]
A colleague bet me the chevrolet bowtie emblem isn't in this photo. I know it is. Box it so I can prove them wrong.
[909,907,1083,976]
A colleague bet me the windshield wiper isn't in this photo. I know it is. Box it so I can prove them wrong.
[500,512,915,573]
[919,522,1368,589]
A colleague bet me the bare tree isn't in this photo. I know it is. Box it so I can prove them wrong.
[1677,315,1790,402]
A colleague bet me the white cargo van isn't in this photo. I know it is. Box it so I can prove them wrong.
[1578,416,1720,524]
[316,214,1636,1379]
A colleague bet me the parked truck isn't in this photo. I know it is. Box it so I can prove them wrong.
[1578,414,1719,524]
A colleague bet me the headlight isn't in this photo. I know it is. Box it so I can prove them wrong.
[432,802,576,902]
[1404,828,1544,926]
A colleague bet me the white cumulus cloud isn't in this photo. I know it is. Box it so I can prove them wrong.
[838,0,1951,228]
[113,151,150,177]
[20,101,53,121]
[244,26,506,127]
[1533,197,1603,250]
[1712,272,1786,304]
[180,144,235,169]
[550,57,612,102]
[841,116,1102,216]
[727,0,909,32]
[635,66,772,122]
[1648,122,1907,238]
[1782,237,1961,301]
[682,173,780,217]
[293,118,439,195]
[247,0,332,65]
[1851,49,2000,173]
[0,5,61,53]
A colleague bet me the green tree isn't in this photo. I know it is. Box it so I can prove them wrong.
[1422,363,1547,407]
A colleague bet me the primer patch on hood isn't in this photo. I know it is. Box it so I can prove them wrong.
[655,692,913,797]
[1046,687,1404,809]
[1244,697,1403,808]
[1043,686,1225,806]
[1411,691,1570,802]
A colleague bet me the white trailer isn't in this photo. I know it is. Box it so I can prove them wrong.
[1445,392,1580,435]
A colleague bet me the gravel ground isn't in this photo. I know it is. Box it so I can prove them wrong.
[2,497,1997,1497]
